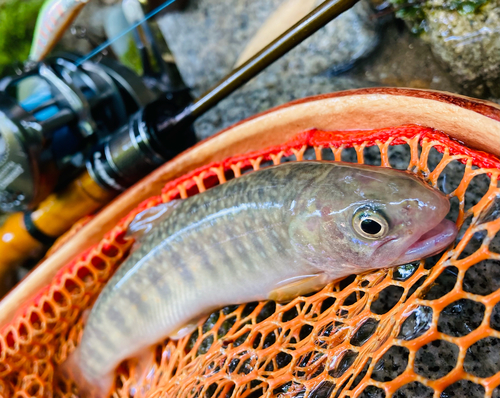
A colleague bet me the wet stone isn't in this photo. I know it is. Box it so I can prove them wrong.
[256,302,276,323]
[276,351,293,368]
[464,337,500,378]
[218,315,237,339]
[152,0,483,140]
[394,382,433,398]
[359,385,386,398]
[341,147,359,164]
[371,345,409,382]
[490,230,500,255]
[398,306,433,341]
[422,267,458,300]
[491,301,500,331]
[349,359,371,390]
[414,340,459,379]
[405,276,428,301]
[339,275,357,291]
[463,260,500,296]
[370,285,404,314]
[427,147,444,172]
[465,172,491,212]
[351,319,379,346]
[343,291,365,306]
[203,312,220,333]
[437,299,485,337]
[197,334,214,355]
[363,145,382,166]
[309,381,335,398]
[445,197,460,231]
[388,144,411,171]
[158,0,383,136]
[440,380,485,398]
[393,262,420,281]
[329,350,358,378]
[436,159,466,196]
[349,22,460,94]
[424,0,500,98]
[457,230,487,260]
[479,195,500,225]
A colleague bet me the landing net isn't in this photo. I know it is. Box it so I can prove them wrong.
[1,125,500,398]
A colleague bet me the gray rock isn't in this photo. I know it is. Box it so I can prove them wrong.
[194,73,375,140]
[158,0,380,96]
[187,21,465,140]
[350,23,459,93]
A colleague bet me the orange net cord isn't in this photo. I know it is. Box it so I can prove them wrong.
[1,125,500,398]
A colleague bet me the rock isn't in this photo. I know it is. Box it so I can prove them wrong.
[350,23,460,93]
[388,0,500,98]
[424,0,500,97]
[158,0,381,96]
[194,73,375,140]
[157,0,380,139]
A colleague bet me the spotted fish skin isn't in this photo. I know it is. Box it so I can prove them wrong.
[70,161,454,396]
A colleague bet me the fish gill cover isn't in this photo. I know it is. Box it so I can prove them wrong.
[1,125,500,397]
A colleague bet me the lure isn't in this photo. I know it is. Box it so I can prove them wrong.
[30,0,89,62]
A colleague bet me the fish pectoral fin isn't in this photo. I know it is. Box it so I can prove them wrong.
[127,200,181,243]
[129,347,156,397]
[268,274,331,303]
[168,320,201,341]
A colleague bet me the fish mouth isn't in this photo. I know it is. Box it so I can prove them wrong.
[396,219,458,265]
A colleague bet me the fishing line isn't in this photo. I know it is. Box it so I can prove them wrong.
[75,0,178,66]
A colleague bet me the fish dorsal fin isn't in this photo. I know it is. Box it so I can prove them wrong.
[127,201,180,243]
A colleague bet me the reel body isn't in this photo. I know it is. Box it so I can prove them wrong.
[0,54,157,212]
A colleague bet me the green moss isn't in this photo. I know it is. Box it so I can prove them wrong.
[390,0,490,35]
[0,0,45,76]
[394,5,428,35]
[451,0,489,14]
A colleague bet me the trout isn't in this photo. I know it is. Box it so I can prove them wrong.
[66,161,457,396]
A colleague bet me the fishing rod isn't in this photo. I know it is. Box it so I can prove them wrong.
[0,0,361,294]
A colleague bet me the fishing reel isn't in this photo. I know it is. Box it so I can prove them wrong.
[0,54,161,212]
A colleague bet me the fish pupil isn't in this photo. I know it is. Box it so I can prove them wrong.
[361,219,382,235]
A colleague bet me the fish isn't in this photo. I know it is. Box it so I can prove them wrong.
[64,161,457,397]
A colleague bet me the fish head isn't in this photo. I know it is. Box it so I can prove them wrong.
[289,162,457,273]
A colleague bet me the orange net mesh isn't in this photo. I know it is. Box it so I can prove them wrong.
[2,124,500,398]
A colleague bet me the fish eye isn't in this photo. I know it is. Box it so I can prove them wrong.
[352,208,389,240]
